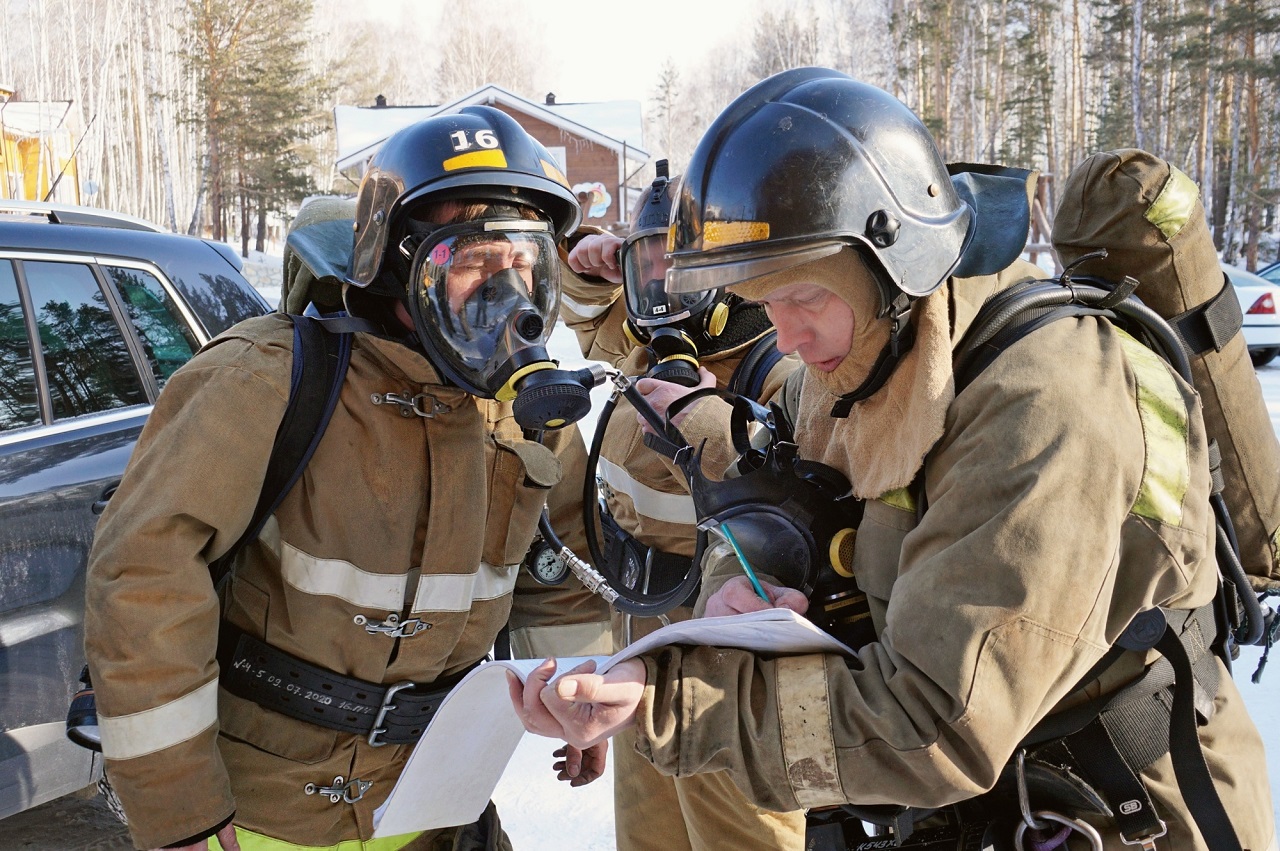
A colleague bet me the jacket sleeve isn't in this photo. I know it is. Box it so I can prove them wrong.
[634,318,1213,812]
[84,324,292,849]
[506,421,612,658]
[558,228,633,368]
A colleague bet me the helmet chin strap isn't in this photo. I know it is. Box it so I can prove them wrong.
[830,292,916,418]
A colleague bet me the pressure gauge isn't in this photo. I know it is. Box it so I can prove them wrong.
[524,537,568,585]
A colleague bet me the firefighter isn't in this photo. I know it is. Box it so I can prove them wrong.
[559,160,805,851]
[513,70,1275,851]
[85,107,610,851]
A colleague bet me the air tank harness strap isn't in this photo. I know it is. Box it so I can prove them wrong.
[1169,271,1244,356]
[1019,603,1240,851]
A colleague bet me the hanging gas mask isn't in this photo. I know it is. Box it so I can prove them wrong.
[671,392,876,650]
[403,217,597,430]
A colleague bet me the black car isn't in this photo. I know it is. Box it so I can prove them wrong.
[0,200,271,821]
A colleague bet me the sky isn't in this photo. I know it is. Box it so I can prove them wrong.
[360,0,767,105]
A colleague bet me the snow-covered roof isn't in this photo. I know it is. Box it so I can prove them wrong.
[0,100,74,138]
[334,85,647,174]
[333,105,437,170]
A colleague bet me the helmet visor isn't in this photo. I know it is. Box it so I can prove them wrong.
[666,240,846,295]
[622,228,715,326]
[407,219,559,394]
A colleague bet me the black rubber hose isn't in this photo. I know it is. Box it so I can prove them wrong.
[1213,494,1266,646]
[577,385,702,617]
[581,394,618,573]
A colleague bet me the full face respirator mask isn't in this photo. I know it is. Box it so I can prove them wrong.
[668,392,875,649]
[619,161,730,389]
[402,216,599,430]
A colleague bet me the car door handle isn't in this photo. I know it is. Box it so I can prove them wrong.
[92,483,120,515]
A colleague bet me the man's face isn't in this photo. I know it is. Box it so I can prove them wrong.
[757,282,855,373]
[445,235,539,314]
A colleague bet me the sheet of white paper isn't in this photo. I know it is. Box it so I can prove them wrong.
[371,608,852,837]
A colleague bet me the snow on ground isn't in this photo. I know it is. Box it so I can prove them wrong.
[250,271,1280,845]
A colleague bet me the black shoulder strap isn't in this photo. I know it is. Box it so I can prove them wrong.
[727,330,785,401]
[209,315,352,588]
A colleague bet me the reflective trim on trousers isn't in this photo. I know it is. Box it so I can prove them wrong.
[208,825,422,851]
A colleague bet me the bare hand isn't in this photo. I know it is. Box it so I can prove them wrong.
[160,821,240,851]
[635,368,717,433]
[507,658,645,750]
[705,576,809,618]
[552,742,608,786]
[567,234,624,284]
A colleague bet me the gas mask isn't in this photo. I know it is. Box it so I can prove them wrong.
[673,393,876,650]
[403,217,598,429]
[620,229,728,388]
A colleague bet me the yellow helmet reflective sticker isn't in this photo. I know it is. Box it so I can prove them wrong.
[703,220,770,249]
[1145,166,1198,241]
[443,149,508,172]
[541,159,569,188]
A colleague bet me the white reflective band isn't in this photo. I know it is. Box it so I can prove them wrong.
[560,293,610,319]
[99,678,219,760]
[776,655,845,808]
[411,562,517,613]
[280,542,407,610]
[599,457,697,524]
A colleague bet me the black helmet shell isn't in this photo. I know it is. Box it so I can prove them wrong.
[349,105,581,288]
[668,68,973,300]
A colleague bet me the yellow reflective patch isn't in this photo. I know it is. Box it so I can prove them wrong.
[1144,165,1199,241]
[878,487,916,513]
[442,149,508,172]
[703,220,770,249]
[216,826,420,851]
[540,158,568,187]
[1119,333,1190,525]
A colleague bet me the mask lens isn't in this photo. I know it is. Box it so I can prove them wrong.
[622,229,713,326]
[709,509,817,595]
[409,220,558,395]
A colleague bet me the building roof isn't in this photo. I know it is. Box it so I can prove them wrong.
[334,84,648,174]
[0,100,74,138]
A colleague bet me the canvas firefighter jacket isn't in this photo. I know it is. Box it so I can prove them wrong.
[631,264,1276,850]
[84,315,608,850]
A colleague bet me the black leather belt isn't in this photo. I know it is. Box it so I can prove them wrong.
[217,622,481,746]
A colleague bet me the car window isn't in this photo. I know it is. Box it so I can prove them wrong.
[104,265,200,388]
[23,260,147,420]
[0,260,41,431]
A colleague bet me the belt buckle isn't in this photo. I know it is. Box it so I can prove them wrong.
[368,681,415,747]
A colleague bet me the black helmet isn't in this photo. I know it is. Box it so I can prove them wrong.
[348,105,581,292]
[665,68,974,305]
[621,160,730,345]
